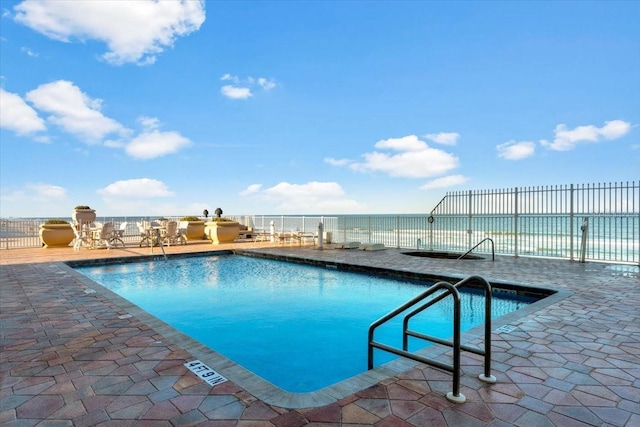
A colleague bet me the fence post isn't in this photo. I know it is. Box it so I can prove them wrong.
[514,187,519,257]
[467,190,473,249]
[570,184,575,261]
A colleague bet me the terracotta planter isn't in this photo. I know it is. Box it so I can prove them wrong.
[40,223,74,248]
[184,221,205,240]
[72,209,96,224]
[205,221,240,244]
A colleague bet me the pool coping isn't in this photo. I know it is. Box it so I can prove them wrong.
[59,251,571,409]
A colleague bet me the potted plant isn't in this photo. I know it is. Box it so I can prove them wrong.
[205,211,240,244]
[40,219,74,248]
[180,216,206,241]
[72,205,96,224]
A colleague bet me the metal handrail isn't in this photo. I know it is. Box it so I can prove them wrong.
[368,281,465,402]
[458,237,495,260]
[150,227,167,260]
[402,275,495,384]
[367,275,496,404]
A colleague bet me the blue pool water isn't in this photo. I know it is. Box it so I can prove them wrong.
[76,255,536,393]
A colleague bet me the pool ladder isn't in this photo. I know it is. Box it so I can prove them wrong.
[458,237,495,260]
[367,275,496,403]
[150,227,167,260]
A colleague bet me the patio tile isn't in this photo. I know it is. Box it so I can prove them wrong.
[1,244,638,426]
[15,395,64,419]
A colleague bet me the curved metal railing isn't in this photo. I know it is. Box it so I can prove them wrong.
[458,237,495,260]
[367,275,495,403]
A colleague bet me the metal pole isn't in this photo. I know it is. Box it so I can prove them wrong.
[467,190,473,249]
[570,184,575,260]
[514,187,519,257]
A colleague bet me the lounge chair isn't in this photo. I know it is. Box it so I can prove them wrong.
[109,222,127,247]
[336,241,361,249]
[178,221,189,244]
[138,222,152,247]
[359,243,386,251]
[90,222,114,249]
[72,225,85,250]
[161,221,183,246]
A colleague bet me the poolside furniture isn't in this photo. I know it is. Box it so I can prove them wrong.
[252,230,272,242]
[72,225,87,250]
[237,225,254,240]
[161,221,183,246]
[359,243,386,251]
[90,222,114,249]
[178,221,189,244]
[137,222,152,247]
[109,222,127,248]
[336,241,361,249]
[294,232,317,246]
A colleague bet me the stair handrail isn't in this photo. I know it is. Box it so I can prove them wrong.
[458,237,495,260]
[402,275,495,384]
[368,281,466,402]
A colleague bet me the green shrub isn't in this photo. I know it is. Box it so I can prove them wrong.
[74,205,91,210]
[210,217,233,222]
[44,219,70,225]
[181,216,202,221]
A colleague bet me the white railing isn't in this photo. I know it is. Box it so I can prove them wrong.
[1,182,638,265]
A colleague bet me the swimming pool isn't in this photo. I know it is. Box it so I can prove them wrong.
[75,254,540,394]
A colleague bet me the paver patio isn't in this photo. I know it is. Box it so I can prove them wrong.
[1,241,638,426]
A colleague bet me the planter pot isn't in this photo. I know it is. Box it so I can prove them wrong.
[72,209,96,224]
[184,221,205,240]
[205,221,240,244]
[40,223,74,248]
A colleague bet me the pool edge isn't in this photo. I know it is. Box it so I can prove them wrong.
[59,253,571,409]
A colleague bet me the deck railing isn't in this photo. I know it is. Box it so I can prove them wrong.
[1,181,638,265]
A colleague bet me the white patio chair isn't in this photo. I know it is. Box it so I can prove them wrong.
[137,222,152,247]
[178,221,189,244]
[109,222,127,247]
[161,221,181,246]
[90,222,114,249]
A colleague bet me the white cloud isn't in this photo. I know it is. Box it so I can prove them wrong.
[375,135,427,152]
[125,130,191,159]
[240,184,262,196]
[138,116,161,131]
[0,87,47,136]
[20,46,38,57]
[221,85,252,100]
[324,157,351,167]
[496,140,536,160]
[424,132,460,146]
[13,0,205,65]
[97,178,174,198]
[29,183,67,199]
[540,120,632,151]
[0,182,67,203]
[251,181,361,213]
[599,120,632,139]
[257,77,276,91]
[8,81,191,157]
[220,74,277,99]
[220,73,239,83]
[420,175,468,190]
[341,135,459,178]
[25,80,128,143]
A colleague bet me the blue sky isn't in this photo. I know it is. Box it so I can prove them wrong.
[1,0,638,218]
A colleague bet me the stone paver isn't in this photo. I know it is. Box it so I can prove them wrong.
[1,242,639,426]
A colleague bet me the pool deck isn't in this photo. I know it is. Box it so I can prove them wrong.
[1,240,639,426]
